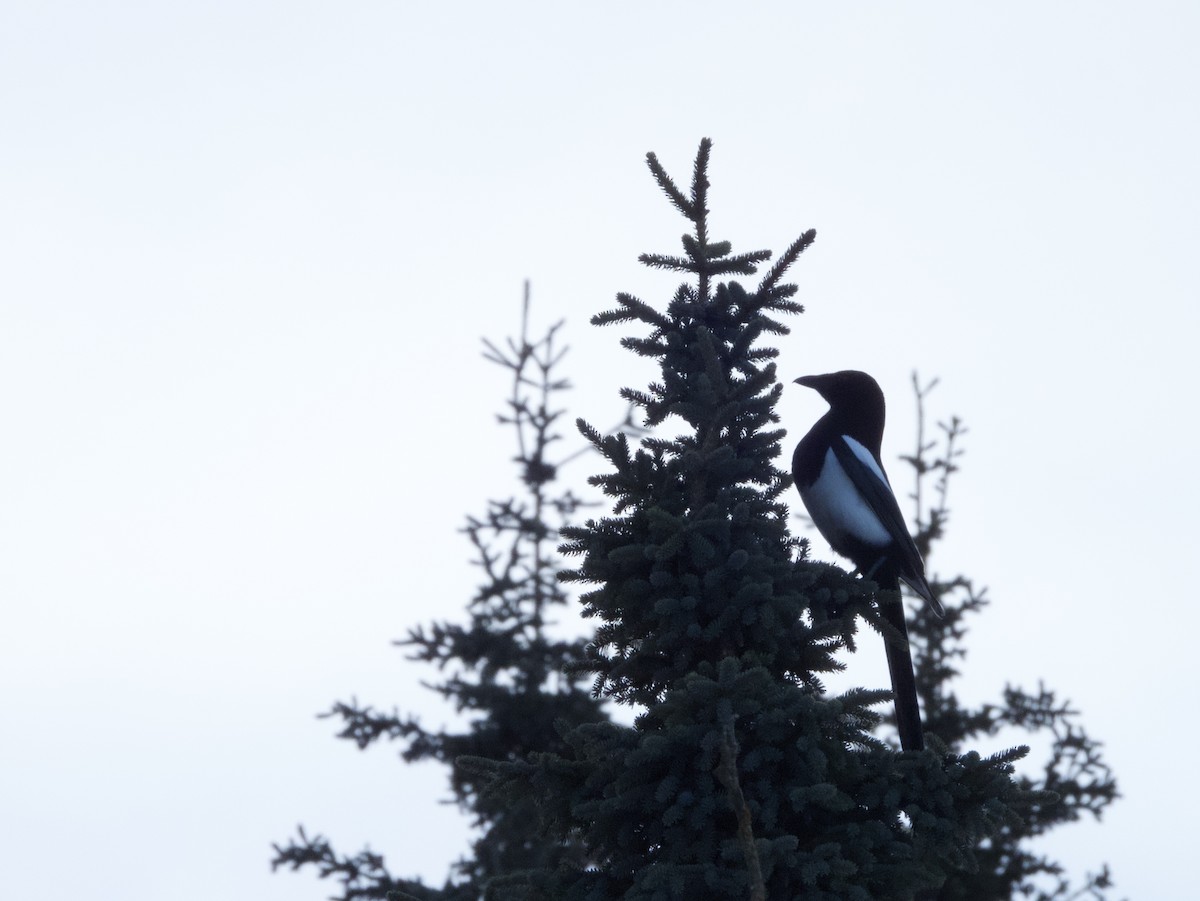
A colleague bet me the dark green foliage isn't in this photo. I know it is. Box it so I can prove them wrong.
[474,140,1029,899]
[272,291,607,900]
[274,142,1115,901]
[901,377,1121,900]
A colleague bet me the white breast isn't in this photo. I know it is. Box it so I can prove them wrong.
[801,441,891,547]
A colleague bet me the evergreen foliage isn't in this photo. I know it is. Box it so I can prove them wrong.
[272,289,607,900]
[900,377,1120,900]
[468,140,1028,900]
[274,141,1119,901]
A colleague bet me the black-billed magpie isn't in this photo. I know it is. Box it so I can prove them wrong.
[791,370,941,752]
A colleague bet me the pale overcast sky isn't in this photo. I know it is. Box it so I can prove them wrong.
[3,3,1197,899]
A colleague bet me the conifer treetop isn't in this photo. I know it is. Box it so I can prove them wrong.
[562,138,844,708]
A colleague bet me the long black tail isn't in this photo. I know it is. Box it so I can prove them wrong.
[878,574,923,751]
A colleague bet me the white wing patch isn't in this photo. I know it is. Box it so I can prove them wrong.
[801,442,891,547]
[842,435,890,486]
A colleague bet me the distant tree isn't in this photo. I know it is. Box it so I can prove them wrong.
[899,376,1121,900]
[467,139,1027,900]
[272,287,608,900]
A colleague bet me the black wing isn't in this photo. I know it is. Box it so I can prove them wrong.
[829,436,943,616]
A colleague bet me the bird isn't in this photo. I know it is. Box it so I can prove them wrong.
[791,370,942,752]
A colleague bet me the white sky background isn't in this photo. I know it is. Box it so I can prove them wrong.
[2,2,1196,898]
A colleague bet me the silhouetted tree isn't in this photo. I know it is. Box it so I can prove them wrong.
[275,141,1118,901]
[466,139,1027,900]
[901,375,1120,901]
[273,287,608,900]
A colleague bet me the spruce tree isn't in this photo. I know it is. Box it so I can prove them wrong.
[272,289,607,900]
[471,139,1028,900]
[901,377,1120,900]
[275,142,1114,901]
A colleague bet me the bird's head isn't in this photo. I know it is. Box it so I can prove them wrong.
[793,370,884,408]
[793,371,888,449]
